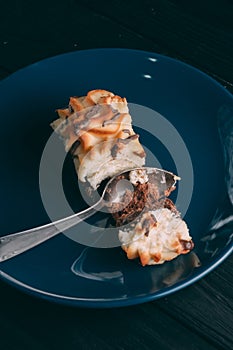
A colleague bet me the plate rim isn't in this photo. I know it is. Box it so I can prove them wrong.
[0,48,232,307]
[1,47,233,100]
[0,245,232,308]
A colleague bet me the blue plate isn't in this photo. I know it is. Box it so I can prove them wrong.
[0,49,232,307]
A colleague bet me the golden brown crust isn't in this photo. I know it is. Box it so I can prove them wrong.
[119,208,194,266]
[51,89,145,188]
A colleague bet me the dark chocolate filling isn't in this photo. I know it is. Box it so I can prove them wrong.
[110,178,179,227]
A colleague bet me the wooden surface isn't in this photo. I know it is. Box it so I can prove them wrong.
[0,1,233,349]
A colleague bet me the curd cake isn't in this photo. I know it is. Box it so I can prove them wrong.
[51,89,146,189]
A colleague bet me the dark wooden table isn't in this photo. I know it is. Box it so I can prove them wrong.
[1,1,232,349]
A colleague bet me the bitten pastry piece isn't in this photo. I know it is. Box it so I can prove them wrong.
[51,90,146,189]
[114,169,194,266]
[119,209,194,266]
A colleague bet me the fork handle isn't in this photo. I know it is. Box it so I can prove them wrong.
[0,201,104,262]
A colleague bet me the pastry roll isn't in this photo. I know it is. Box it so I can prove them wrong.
[51,89,146,189]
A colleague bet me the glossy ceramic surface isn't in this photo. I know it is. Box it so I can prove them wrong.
[0,49,232,307]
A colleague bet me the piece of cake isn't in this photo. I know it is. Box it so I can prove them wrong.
[51,89,146,189]
[119,209,194,266]
[111,169,194,266]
